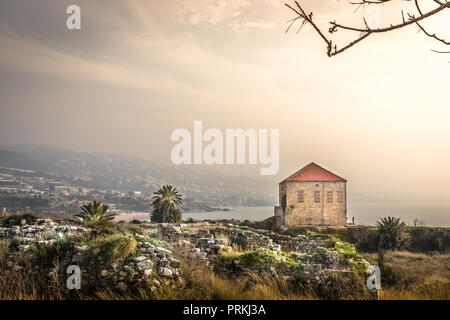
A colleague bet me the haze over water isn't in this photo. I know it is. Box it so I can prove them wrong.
[117,203,450,227]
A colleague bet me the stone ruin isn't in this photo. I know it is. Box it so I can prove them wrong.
[0,218,370,290]
[157,222,369,283]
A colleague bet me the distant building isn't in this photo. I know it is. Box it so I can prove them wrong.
[54,185,65,193]
[275,163,347,227]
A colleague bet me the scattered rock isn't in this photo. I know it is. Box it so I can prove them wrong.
[115,282,127,291]
[100,269,109,277]
[136,259,153,272]
[171,259,182,268]
[12,265,24,272]
[143,269,153,278]
[132,256,147,263]
[158,267,173,277]
[152,279,160,287]
[158,257,170,267]
[18,245,30,251]
[142,242,156,249]
[157,247,172,255]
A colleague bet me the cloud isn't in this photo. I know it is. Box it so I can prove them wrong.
[1,0,450,208]
[175,0,281,30]
[241,21,278,29]
[176,0,250,26]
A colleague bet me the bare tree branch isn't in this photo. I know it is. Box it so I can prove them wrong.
[414,0,450,45]
[285,0,450,57]
[329,2,449,33]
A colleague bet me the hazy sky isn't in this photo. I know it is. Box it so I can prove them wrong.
[1,0,450,207]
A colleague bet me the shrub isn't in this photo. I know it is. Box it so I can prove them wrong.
[334,242,364,260]
[357,227,450,253]
[355,229,380,252]
[406,227,450,253]
[240,251,277,266]
[220,250,278,267]
[32,238,76,269]
[229,237,247,250]
[1,213,37,226]
[82,234,137,263]
[279,252,302,270]
[151,207,182,223]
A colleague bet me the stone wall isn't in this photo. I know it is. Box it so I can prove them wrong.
[1,219,182,292]
[280,181,347,226]
[0,219,369,293]
[157,223,368,283]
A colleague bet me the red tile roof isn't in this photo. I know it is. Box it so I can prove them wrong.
[281,162,346,183]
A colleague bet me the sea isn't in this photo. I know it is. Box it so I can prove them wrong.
[115,202,450,227]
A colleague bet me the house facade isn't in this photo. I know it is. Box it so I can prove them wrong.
[274,163,347,227]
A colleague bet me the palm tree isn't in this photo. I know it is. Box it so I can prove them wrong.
[376,216,407,250]
[150,185,182,223]
[76,201,115,223]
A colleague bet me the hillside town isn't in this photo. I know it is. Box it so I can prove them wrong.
[0,165,229,216]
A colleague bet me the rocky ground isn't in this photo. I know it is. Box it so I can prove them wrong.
[0,217,370,291]
[159,223,370,283]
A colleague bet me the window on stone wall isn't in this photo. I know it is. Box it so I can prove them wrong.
[297,191,304,202]
[327,191,333,203]
[338,191,344,203]
[314,191,320,203]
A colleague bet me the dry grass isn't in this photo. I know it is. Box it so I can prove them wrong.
[161,258,318,300]
[1,234,447,300]
[0,240,68,300]
[362,251,449,300]
[211,231,231,247]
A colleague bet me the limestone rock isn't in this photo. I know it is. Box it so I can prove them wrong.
[136,259,153,272]
[158,267,173,277]
[132,256,147,263]
[115,282,127,291]
[171,259,182,268]
[100,269,109,277]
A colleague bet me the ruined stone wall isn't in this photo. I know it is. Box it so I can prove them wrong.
[158,223,328,255]
[157,223,369,283]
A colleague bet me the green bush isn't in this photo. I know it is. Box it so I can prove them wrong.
[151,207,182,223]
[239,251,277,266]
[1,213,37,226]
[355,229,380,252]
[406,227,450,253]
[335,242,364,260]
[32,238,75,269]
[279,252,303,270]
[81,234,137,263]
[357,227,450,253]
[379,264,400,287]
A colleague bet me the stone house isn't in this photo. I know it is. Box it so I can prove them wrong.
[275,162,347,227]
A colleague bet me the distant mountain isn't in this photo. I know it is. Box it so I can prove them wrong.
[0,145,277,207]
[0,149,50,171]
